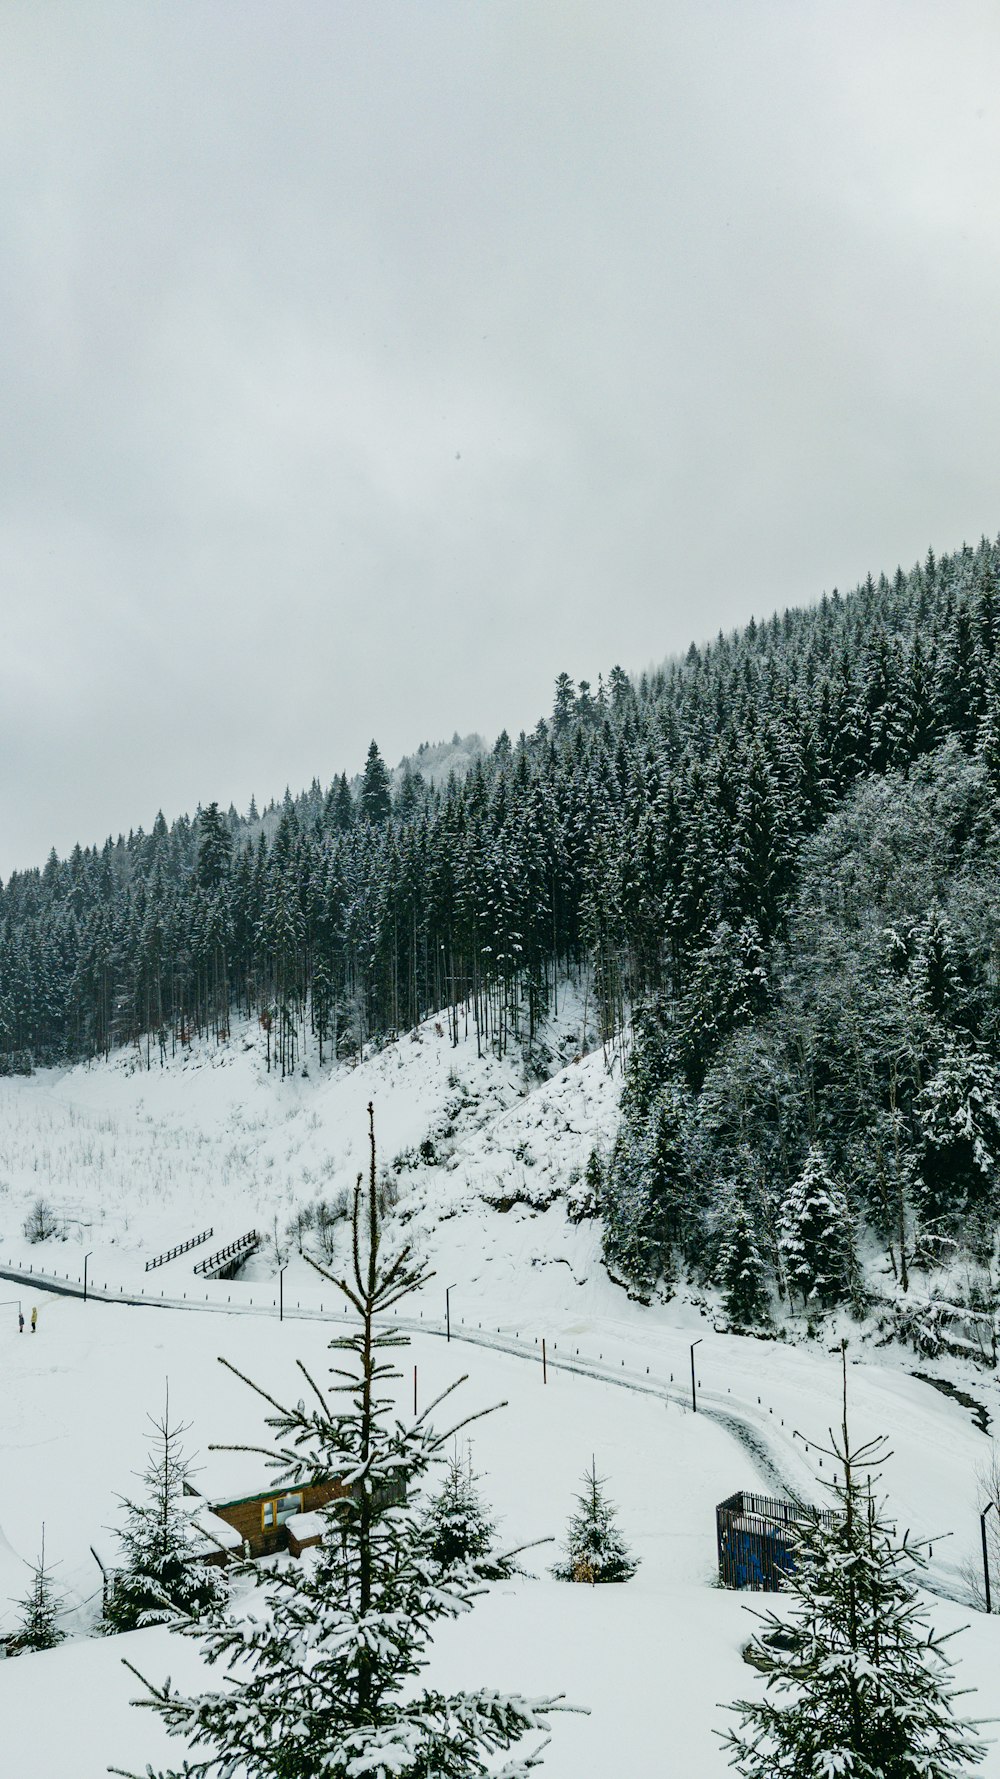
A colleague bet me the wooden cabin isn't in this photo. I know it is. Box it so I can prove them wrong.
[209,1478,350,1558]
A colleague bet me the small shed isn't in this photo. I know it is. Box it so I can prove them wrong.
[716,1489,838,1591]
[285,1510,325,1559]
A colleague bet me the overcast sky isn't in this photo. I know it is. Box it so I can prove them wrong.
[3,2,1000,875]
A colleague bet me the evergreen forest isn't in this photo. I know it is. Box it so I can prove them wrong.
[4,536,1000,1323]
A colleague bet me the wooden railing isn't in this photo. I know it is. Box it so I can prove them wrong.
[193,1230,261,1279]
[145,1228,214,1271]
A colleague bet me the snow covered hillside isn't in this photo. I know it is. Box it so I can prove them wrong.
[0,994,622,1318]
[2,1001,1000,1574]
[1,1000,1000,1772]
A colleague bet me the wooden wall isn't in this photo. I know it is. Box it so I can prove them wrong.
[213,1479,349,1557]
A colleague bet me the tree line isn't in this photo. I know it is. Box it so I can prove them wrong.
[4,537,999,1104]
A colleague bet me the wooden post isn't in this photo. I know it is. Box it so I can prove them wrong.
[542,1338,547,1384]
[413,1364,418,1417]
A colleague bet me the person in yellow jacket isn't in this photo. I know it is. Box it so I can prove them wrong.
[30,1305,37,1333]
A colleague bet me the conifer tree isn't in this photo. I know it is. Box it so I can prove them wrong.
[678,919,768,1088]
[779,1146,856,1311]
[909,907,965,1022]
[721,1350,987,1778]
[551,1460,637,1584]
[551,672,576,738]
[977,664,1000,791]
[422,1445,514,1581]
[359,740,392,824]
[114,1108,566,1778]
[602,1074,693,1295]
[715,1182,771,1328]
[104,1393,226,1634]
[580,1144,604,1218]
[916,1044,1000,1220]
[602,1127,659,1296]
[640,1080,694,1260]
[195,802,232,892]
[12,1525,64,1653]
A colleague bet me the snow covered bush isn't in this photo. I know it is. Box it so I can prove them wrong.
[551,1461,637,1584]
[565,1146,603,1223]
[22,1195,59,1243]
[311,1189,351,1261]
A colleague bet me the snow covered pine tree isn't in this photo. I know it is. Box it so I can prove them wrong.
[112,1106,568,1779]
[779,1145,857,1312]
[11,1525,64,1653]
[721,1345,986,1778]
[551,1460,638,1584]
[422,1445,517,1581]
[104,1392,227,1634]
[715,1181,771,1328]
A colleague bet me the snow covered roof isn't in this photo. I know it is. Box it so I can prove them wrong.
[186,1447,287,1508]
[284,1511,323,1541]
[182,1501,242,1555]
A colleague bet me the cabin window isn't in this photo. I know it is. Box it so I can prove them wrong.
[276,1492,304,1525]
[261,1499,276,1530]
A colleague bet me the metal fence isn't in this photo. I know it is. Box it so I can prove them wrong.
[716,1490,839,1591]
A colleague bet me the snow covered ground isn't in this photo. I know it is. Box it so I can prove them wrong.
[2,1293,998,1777]
[0,1291,760,1776]
[1,1005,1000,1771]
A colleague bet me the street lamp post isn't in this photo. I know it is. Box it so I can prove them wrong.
[981,1500,997,1614]
[690,1338,703,1413]
[83,1251,94,1304]
[446,1283,457,1343]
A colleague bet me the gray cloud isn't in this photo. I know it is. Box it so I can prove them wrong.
[3,1,1000,872]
